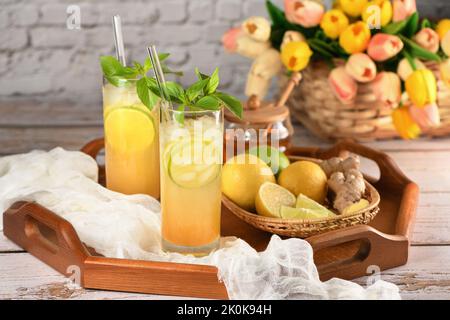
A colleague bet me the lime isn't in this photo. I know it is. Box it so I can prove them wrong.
[255,182,296,218]
[248,145,290,176]
[280,206,329,220]
[104,106,155,151]
[295,194,335,216]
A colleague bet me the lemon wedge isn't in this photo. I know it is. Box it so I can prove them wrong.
[255,182,296,218]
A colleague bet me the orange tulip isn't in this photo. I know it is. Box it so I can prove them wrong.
[409,103,440,131]
[328,67,358,104]
[345,53,377,83]
[414,28,439,53]
[367,33,403,62]
[392,0,416,22]
[371,72,401,108]
[284,0,324,28]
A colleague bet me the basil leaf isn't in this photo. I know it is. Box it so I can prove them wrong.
[195,95,220,110]
[195,67,209,81]
[186,78,210,102]
[206,68,219,94]
[158,53,170,61]
[400,34,441,62]
[144,57,152,72]
[165,81,185,103]
[214,91,243,119]
[100,56,123,77]
[137,77,157,111]
[175,105,185,124]
[160,64,184,76]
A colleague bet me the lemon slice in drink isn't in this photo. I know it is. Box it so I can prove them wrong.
[255,182,296,218]
[104,106,155,151]
[167,138,220,188]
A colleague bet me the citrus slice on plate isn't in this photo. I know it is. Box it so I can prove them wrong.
[280,206,330,220]
[255,182,296,218]
[166,138,221,189]
[104,106,155,151]
[278,193,336,220]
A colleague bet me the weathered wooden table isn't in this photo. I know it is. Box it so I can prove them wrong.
[1,101,449,300]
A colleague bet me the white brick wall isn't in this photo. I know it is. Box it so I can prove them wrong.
[0,0,449,105]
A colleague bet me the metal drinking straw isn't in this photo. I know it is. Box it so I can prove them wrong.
[112,15,126,66]
[147,45,173,111]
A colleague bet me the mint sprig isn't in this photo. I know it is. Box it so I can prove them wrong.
[100,56,242,118]
[100,54,182,111]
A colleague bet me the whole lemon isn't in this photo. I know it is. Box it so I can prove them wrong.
[277,161,328,204]
[222,154,275,211]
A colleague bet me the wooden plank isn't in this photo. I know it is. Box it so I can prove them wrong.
[355,246,450,300]
[0,253,185,300]
[0,127,104,154]
[412,193,450,245]
[1,246,449,299]
[0,100,102,127]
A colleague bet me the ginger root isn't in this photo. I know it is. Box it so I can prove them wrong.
[320,156,366,214]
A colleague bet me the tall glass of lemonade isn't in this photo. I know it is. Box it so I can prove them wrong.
[102,79,160,198]
[160,108,223,255]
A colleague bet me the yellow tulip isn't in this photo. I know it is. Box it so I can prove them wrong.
[320,9,349,39]
[340,0,368,17]
[436,19,450,40]
[339,22,371,54]
[362,0,392,27]
[281,41,313,72]
[391,106,421,139]
[405,69,437,108]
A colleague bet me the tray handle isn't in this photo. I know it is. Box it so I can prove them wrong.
[3,202,89,280]
[81,137,105,160]
[307,224,408,280]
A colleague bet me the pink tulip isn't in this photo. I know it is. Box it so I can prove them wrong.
[222,27,242,53]
[393,0,417,22]
[371,72,401,108]
[284,0,324,28]
[328,67,358,104]
[345,53,377,83]
[414,28,439,53]
[409,103,441,130]
[367,33,404,62]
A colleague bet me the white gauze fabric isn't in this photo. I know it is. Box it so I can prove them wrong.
[0,148,400,300]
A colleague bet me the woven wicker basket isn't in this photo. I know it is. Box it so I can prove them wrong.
[222,156,380,238]
[281,60,450,141]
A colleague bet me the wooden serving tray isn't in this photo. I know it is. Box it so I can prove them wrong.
[3,139,419,299]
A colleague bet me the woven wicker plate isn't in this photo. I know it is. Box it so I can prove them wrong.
[222,156,381,238]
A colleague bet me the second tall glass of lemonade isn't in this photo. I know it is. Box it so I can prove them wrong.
[102,79,160,198]
[160,108,223,255]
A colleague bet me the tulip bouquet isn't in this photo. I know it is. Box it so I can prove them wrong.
[223,0,450,140]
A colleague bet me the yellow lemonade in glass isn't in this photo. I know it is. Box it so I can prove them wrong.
[102,79,160,198]
[160,108,223,255]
